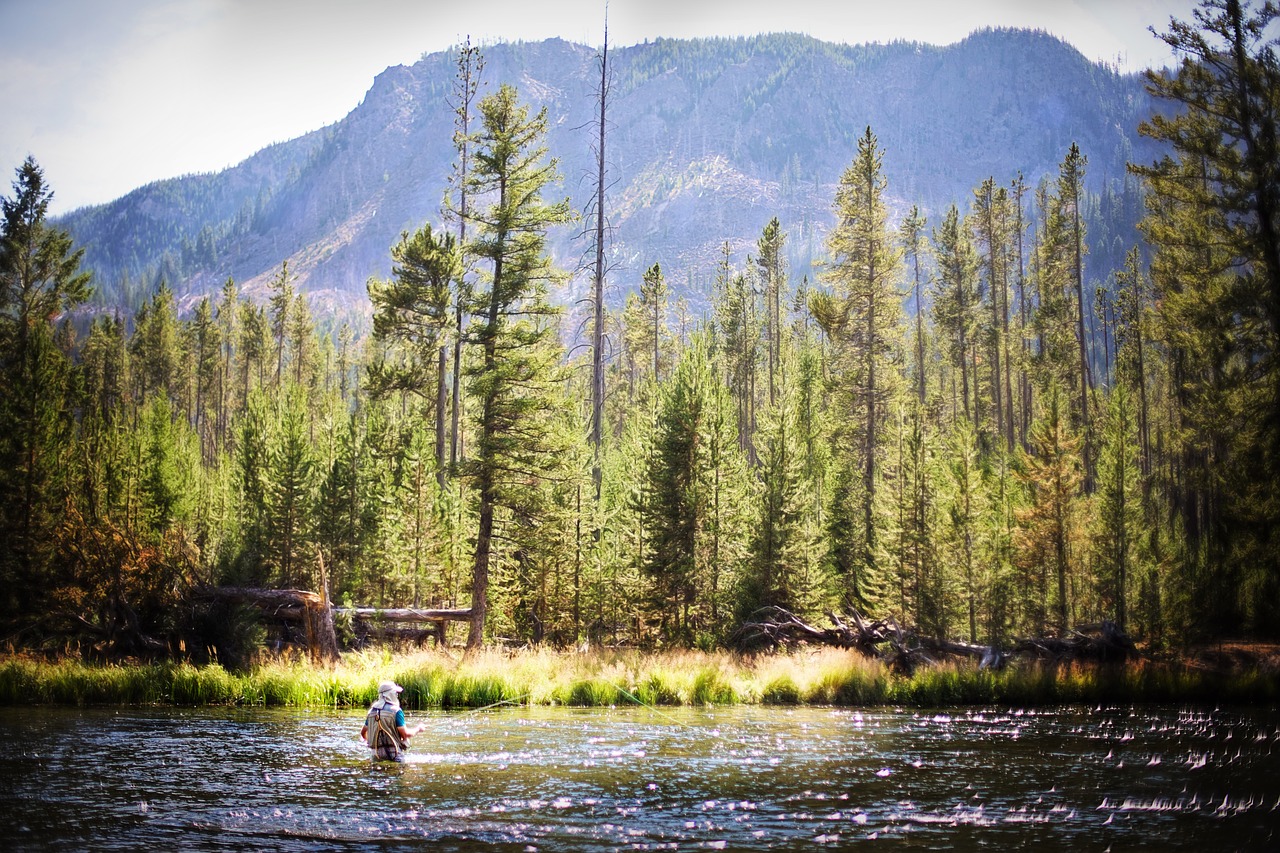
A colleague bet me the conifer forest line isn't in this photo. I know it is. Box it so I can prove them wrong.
[1,1,1277,661]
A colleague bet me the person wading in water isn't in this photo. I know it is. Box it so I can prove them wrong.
[360,680,424,762]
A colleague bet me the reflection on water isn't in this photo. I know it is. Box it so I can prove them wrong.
[0,702,1277,850]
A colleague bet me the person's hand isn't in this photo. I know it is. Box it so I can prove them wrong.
[415,724,426,735]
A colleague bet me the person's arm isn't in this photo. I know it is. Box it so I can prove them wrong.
[360,723,369,743]
[395,710,425,743]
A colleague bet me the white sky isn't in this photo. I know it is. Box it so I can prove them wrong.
[0,0,1202,215]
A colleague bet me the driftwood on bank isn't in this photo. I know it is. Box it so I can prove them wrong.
[734,606,1134,671]
[335,607,472,623]
[336,606,472,648]
[732,606,905,655]
[195,586,340,664]
[195,586,473,656]
[1011,622,1138,663]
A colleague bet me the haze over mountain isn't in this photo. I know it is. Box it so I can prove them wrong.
[59,30,1160,321]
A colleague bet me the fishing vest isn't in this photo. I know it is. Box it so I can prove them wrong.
[365,703,404,752]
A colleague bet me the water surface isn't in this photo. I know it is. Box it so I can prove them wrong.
[1,703,1277,850]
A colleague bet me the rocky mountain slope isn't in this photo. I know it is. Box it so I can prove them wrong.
[59,30,1161,320]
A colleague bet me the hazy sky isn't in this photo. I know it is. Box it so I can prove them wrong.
[1,0,1202,214]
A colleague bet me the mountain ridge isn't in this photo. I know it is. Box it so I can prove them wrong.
[57,29,1161,320]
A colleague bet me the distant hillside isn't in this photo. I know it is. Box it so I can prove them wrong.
[58,30,1161,321]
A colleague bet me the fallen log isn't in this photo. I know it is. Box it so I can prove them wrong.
[916,636,1008,669]
[1012,621,1136,663]
[734,607,1130,671]
[194,586,339,664]
[732,606,901,655]
[335,607,472,623]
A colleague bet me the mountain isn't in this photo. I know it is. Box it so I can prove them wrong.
[58,30,1162,321]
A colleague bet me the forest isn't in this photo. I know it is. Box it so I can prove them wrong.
[0,0,1277,663]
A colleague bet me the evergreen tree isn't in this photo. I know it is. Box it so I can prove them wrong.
[130,284,180,402]
[932,204,980,423]
[741,382,815,619]
[1059,144,1095,489]
[641,335,747,645]
[716,263,760,462]
[0,158,90,629]
[756,217,787,406]
[1016,384,1083,635]
[367,223,462,489]
[315,413,365,599]
[900,206,929,406]
[1095,383,1142,633]
[1134,0,1280,631]
[230,390,271,585]
[265,388,316,590]
[267,261,293,386]
[446,37,485,474]
[822,127,903,609]
[287,291,317,391]
[941,419,987,642]
[137,394,195,539]
[187,296,221,463]
[973,178,1017,449]
[215,277,239,449]
[461,83,573,649]
[638,262,670,382]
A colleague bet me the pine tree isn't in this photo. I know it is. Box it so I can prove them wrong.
[1016,384,1083,635]
[900,206,929,406]
[641,335,747,645]
[589,23,610,502]
[1095,383,1142,633]
[942,418,988,642]
[0,158,91,626]
[137,394,195,539]
[1011,173,1034,448]
[267,261,293,386]
[367,223,462,489]
[225,393,263,583]
[741,381,815,619]
[462,83,573,649]
[973,179,1017,449]
[315,413,365,599]
[637,262,669,382]
[265,388,316,590]
[1134,0,1280,631]
[215,277,239,451]
[932,204,980,423]
[822,127,903,609]
[130,284,180,402]
[715,263,759,463]
[446,37,485,475]
[756,217,787,406]
[188,296,221,463]
[1059,144,1094,489]
[287,291,316,391]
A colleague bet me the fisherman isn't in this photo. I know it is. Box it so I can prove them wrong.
[360,680,424,762]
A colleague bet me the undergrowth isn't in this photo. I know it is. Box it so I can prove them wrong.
[0,648,1274,708]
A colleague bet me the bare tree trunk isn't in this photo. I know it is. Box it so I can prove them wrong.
[1013,175,1031,449]
[1070,170,1093,491]
[590,22,609,501]
[436,344,447,489]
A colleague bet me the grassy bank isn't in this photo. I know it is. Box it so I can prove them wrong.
[1,648,1276,708]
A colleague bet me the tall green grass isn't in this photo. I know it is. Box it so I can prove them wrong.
[1,648,1275,708]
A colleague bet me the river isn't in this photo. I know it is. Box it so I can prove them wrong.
[1,703,1276,850]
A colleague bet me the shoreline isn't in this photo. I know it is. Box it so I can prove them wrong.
[2,647,1277,709]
